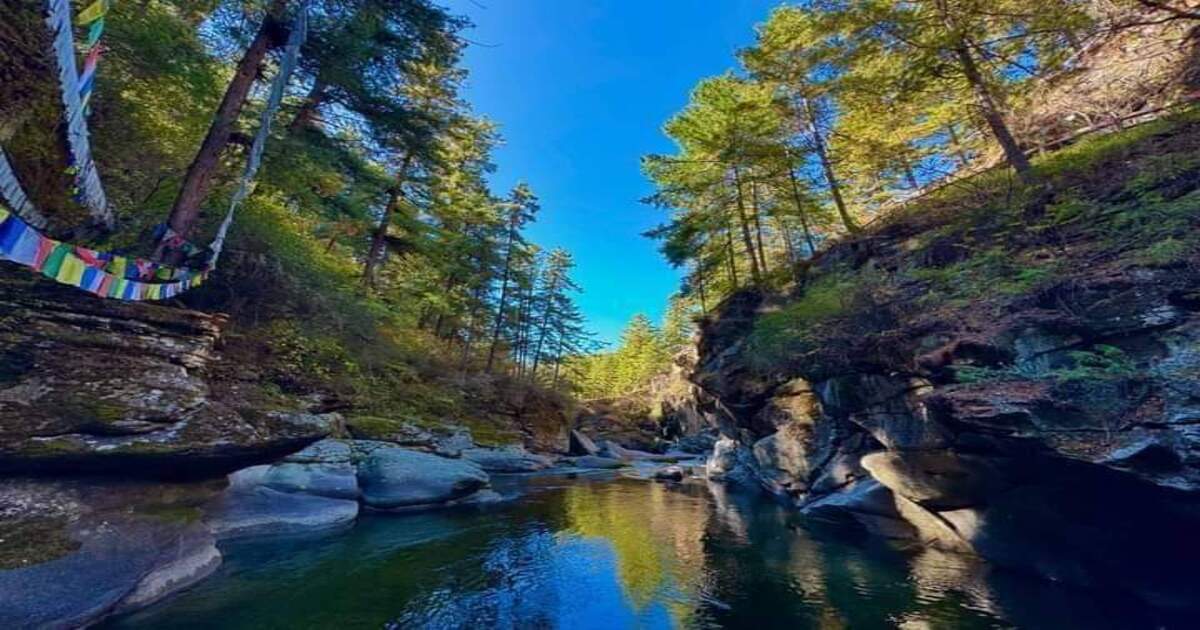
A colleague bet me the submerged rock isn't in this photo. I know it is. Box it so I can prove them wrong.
[566,455,627,469]
[0,478,223,628]
[207,465,358,539]
[653,465,686,481]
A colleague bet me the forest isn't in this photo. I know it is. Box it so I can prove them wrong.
[4,0,1200,627]
[2,0,601,429]
[586,0,1199,398]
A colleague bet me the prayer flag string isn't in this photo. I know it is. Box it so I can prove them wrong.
[0,2,308,301]
[46,0,113,228]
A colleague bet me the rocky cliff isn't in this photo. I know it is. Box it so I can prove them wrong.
[689,111,1200,609]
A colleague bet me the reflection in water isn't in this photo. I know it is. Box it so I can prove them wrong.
[104,477,1185,629]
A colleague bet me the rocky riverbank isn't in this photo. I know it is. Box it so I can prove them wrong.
[674,114,1200,610]
[0,426,695,628]
[0,269,597,627]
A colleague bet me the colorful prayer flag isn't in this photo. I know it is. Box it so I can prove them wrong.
[76,0,109,25]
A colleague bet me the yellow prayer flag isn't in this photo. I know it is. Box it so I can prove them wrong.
[107,255,127,278]
[76,0,109,25]
[56,253,87,286]
[0,207,10,223]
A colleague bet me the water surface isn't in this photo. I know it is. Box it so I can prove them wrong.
[104,475,1178,628]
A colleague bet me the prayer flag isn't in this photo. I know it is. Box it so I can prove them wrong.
[76,0,108,25]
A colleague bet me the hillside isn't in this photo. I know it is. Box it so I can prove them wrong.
[686,107,1200,608]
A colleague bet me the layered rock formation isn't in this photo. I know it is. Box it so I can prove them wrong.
[694,265,1200,609]
[0,274,338,476]
[687,123,1200,609]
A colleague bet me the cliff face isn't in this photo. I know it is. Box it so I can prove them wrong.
[689,113,1200,609]
[0,273,339,477]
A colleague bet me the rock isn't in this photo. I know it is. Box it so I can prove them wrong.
[568,455,627,469]
[705,436,757,486]
[860,451,1015,511]
[461,446,553,473]
[600,440,678,462]
[569,429,599,455]
[206,483,359,539]
[673,432,717,454]
[344,416,437,448]
[259,439,359,500]
[752,378,821,433]
[433,429,475,458]
[573,398,667,452]
[891,494,973,553]
[653,465,685,481]
[751,422,816,497]
[114,536,221,613]
[0,275,337,476]
[802,479,916,540]
[354,443,490,509]
[0,477,223,628]
[818,374,947,451]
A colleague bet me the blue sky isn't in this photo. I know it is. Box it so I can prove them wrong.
[441,0,780,345]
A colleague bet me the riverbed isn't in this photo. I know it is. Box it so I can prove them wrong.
[101,474,1181,628]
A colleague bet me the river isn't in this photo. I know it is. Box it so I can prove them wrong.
[101,473,1180,628]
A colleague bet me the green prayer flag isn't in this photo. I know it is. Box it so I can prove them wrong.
[40,243,71,278]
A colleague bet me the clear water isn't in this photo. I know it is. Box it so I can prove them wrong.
[103,475,1182,629]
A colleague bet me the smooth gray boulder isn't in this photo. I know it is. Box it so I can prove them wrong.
[0,478,222,629]
[355,443,490,509]
[461,446,553,473]
[260,439,359,500]
[206,482,359,539]
[567,455,627,469]
[600,440,678,462]
[653,465,686,481]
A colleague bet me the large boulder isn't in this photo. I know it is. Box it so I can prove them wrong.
[860,451,1016,511]
[565,455,627,469]
[705,436,757,486]
[206,481,359,540]
[354,442,490,509]
[460,446,553,473]
[751,421,815,497]
[259,439,359,500]
[599,440,678,462]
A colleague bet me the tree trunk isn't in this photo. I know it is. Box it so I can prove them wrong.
[774,214,797,265]
[786,167,818,256]
[530,276,560,379]
[551,337,564,389]
[363,189,402,288]
[903,161,920,190]
[731,167,762,284]
[289,77,327,132]
[802,98,859,234]
[459,284,486,375]
[953,42,1034,184]
[749,180,769,274]
[695,263,708,314]
[165,0,288,238]
[485,222,519,373]
[363,153,413,288]
[723,219,739,289]
[946,123,971,169]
